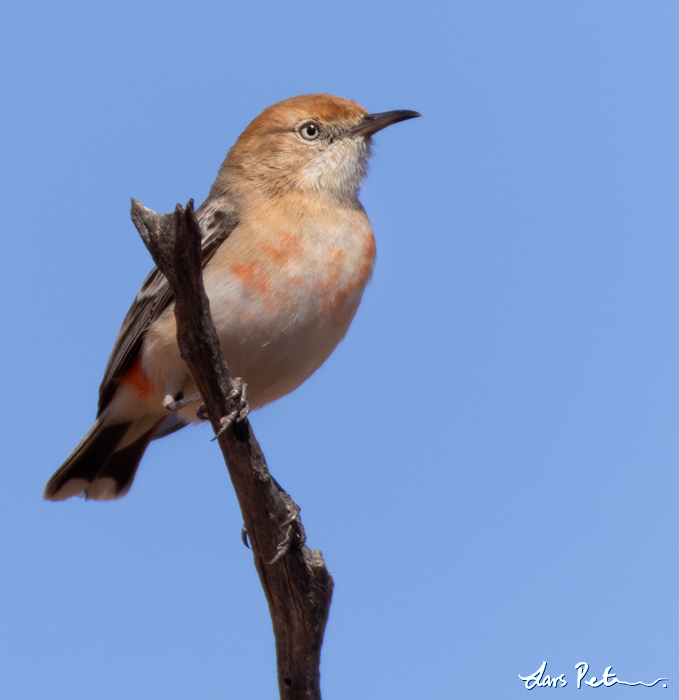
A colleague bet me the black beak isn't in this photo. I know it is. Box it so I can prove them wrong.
[347,109,421,137]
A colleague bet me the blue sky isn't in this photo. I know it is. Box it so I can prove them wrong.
[1,1,677,698]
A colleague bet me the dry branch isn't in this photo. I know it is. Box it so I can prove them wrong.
[130,198,333,700]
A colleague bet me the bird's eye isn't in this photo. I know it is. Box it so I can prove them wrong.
[299,122,321,140]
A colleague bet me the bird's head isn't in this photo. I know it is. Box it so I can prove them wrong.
[221,94,420,205]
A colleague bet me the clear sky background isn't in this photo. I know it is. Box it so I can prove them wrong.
[1,1,677,698]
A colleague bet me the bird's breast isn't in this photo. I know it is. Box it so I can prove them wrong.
[138,208,375,410]
[197,209,376,406]
[206,210,375,330]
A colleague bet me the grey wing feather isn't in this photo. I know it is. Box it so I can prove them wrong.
[97,202,239,416]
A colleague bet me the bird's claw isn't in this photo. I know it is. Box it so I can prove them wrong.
[211,378,250,441]
[196,403,209,421]
[268,513,306,565]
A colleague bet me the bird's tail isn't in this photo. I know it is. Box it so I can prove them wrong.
[43,417,163,501]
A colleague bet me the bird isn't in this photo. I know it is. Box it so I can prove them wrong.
[43,93,420,502]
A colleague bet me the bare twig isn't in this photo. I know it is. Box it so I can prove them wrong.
[130,198,333,700]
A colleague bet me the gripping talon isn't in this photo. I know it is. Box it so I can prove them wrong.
[268,513,306,565]
[230,380,250,422]
[212,413,236,441]
[210,378,250,441]
[196,403,209,421]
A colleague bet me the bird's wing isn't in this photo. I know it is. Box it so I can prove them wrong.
[97,202,239,416]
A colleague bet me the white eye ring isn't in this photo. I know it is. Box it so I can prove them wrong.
[299,122,321,140]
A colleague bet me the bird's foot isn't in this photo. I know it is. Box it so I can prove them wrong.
[268,511,306,565]
[164,392,202,412]
[211,378,251,441]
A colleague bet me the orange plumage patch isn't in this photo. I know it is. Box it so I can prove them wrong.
[231,229,306,299]
[261,229,305,264]
[321,233,376,326]
[120,357,153,398]
[231,261,273,296]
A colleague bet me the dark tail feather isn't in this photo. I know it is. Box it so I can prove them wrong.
[90,423,161,499]
[44,419,162,501]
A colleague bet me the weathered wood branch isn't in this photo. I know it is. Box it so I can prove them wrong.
[130,198,333,700]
